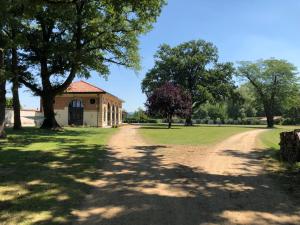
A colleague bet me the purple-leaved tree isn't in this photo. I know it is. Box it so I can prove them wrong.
[145,82,192,128]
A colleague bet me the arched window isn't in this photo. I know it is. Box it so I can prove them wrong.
[70,99,83,108]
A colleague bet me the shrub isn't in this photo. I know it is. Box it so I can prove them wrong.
[281,118,300,125]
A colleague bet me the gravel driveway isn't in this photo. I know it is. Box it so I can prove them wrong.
[73,125,300,225]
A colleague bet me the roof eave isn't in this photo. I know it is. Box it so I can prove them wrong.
[63,91,105,94]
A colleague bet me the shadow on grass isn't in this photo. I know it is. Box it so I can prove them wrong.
[3,127,299,225]
[5,128,101,147]
[0,128,111,225]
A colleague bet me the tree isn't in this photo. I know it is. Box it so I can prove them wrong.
[237,59,299,128]
[226,84,259,119]
[4,0,24,129]
[0,48,6,138]
[282,90,300,124]
[206,103,227,121]
[145,82,192,128]
[132,108,148,122]
[142,40,236,125]
[0,0,7,138]
[194,102,227,121]
[9,0,165,129]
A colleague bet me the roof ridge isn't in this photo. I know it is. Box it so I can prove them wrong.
[78,80,105,92]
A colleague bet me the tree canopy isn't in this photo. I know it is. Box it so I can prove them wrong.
[142,39,236,125]
[237,59,299,128]
[1,0,165,129]
[0,48,6,138]
[145,82,192,128]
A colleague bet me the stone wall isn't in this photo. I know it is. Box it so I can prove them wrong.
[5,109,43,127]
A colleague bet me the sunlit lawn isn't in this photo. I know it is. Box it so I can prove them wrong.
[260,125,300,150]
[139,124,266,146]
[259,125,300,168]
[0,127,116,225]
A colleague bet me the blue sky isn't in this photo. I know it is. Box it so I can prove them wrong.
[11,0,300,112]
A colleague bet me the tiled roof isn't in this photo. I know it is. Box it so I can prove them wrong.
[66,81,105,93]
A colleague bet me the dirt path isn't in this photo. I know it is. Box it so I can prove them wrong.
[73,125,300,225]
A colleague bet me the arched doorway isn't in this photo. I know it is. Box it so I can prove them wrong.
[68,99,84,125]
[107,103,111,126]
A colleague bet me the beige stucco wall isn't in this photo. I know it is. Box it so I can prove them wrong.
[83,111,98,127]
[101,103,108,127]
[55,108,68,126]
[53,92,123,127]
[55,108,99,127]
[5,109,43,127]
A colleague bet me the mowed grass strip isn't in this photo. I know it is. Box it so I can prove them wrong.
[0,127,116,225]
[260,125,300,168]
[260,126,300,150]
[139,124,264,146]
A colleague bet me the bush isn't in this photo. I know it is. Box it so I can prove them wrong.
[281,118,300,125]
[124,118,158,124]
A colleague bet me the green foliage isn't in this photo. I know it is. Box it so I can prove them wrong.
[124,107,152,123]
[18,0,165,89]
[1,0,166,128]
[142,40,236,117]
[132,107,149,121]
[5,97,13,108]
[237,59,299,127]
[281,90,300,124]
[195,103,227,121]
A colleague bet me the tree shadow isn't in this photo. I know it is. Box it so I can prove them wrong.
[74,144,300,225]
[0,128,112,225]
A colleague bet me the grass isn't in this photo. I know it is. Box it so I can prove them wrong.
[0,127,116,225]
[260,125,300,150]
[139,124,265,146]
[259,125,300,169]
[259,126,300,200]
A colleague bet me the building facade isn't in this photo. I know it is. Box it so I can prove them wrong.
[52,81,123,127]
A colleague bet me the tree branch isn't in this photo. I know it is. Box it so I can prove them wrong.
[53,66,76,94]
[18,77,42,95]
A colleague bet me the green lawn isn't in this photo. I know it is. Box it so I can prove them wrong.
[139,124,265,146]
[260,125,300,150]
[259,125,300,167]
[259,126,300,199]
[0,127,116,225]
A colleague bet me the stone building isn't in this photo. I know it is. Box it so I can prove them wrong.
[52,81,123,127]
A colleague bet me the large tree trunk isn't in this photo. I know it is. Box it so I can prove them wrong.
[266,114,274,128]
[167,115,172,129]
[0,49,6,138]
[40,94,61,129]
[11,48,21,130]
[185,114,193,126]
[264,104,274,128]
